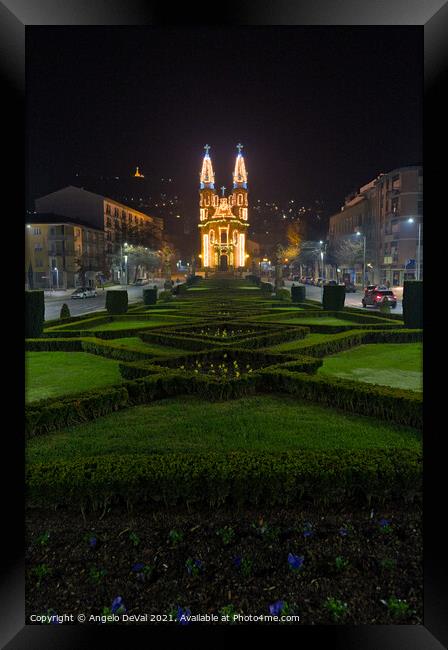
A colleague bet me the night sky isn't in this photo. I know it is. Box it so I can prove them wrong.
[26,26,422,219]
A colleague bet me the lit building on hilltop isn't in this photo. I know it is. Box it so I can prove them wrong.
[198,144,249,271]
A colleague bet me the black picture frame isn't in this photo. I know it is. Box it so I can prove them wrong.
[1,0,446,647]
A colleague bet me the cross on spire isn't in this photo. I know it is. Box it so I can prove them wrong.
[204,144,210,155]
[221,186,226,196]
[237,143,243,155]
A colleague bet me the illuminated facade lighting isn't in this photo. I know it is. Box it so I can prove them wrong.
[198,144,249,270]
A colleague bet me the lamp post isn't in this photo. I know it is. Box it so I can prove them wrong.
[54,267,59,290]
[355,231,366,287]
[319,240,326,300]
[406,218,422,281]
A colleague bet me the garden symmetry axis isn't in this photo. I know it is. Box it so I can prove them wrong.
[198,144,249,271]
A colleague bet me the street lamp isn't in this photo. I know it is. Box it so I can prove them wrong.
[355,231,366,286]
[54,267,59,290]
[406,218,422,281]
[319,240,326,300]
[124,255,128,287]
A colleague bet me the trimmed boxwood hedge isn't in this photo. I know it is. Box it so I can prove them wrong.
[106,290,128,314]
[256,369,422,428]
[322,285,346,311]
[25,290,45,338]
[291,285,306,302]
[26,448,422,509]
[403,280,423,329]
[143,287,157,305]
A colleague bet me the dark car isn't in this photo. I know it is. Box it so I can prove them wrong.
[344,282,357,293]
[362,288,397,309]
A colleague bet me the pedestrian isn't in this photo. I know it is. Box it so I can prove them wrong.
[386,280,390,288]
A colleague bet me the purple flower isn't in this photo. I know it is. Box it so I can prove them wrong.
[132,562,145,572]
[269,601,285,616]
[111,596,126,614]
[89,536,97,548]
[186,558,203,576]
[176,606,191,625]
[303,523,314,538]
[288,553,304,571]
[233,556,242,568]
[379,518,391,528]
[339,527,348,537]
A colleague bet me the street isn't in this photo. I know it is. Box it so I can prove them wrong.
[283,281,404,315]
[44,281,166,321]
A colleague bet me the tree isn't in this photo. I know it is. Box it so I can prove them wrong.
[285,221,303,259]
[330,238,363,269]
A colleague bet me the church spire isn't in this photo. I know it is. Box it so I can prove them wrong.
[200,144,215,189]
[233,143,248,188]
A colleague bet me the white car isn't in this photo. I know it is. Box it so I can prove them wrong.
[71,287,97,299]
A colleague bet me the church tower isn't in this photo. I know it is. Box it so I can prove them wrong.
[198,144,249,271]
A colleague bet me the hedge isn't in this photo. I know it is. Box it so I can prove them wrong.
[291,285,306,303]
[275,288,290,301]
[143,287,157,305]
[284,328,423,358]
[25,290,45,338]
[260,282,274,294]
[26,448,422,509]
[25,336,163,361]
[403,280,423,329]
[322,285,346,311]
[256,369,422,429]
[106,290,128,315]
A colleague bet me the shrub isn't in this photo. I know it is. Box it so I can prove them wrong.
[60,303,71,319]
[260,282,274,295]
[143,288,157,306]
[25,290,45,338]
[402,281,423,329]
[322,285,346,311]
[106,290,128,315]
[291,285,306,303]
[275,288,290,301]
[158,290,173,302]
[173,283,188,295]
[26,448,422,510]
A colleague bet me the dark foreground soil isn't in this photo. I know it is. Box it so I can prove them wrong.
[26,503,422,625]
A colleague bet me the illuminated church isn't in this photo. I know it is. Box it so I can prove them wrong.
[198,144,249,271]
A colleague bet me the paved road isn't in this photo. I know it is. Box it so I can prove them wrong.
[283,281,403,315]
[44,281,166,321]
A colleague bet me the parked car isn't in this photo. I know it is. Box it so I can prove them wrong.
[292,276,301,282]
[304,277,314,285]
[316,278,324,287]
[326,279,338,286]
[71,287,97,299]
[134,278,149,286]
[344,282,357,293]
[362,288,397,309]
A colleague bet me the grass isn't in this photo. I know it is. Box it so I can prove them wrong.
[26,394,421,463]
[86,319,183,331]
[26,352,122,403]
[318,343,422,391]
[265,333,332,352]
[108,337,186,355]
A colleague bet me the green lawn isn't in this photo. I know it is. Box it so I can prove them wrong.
[108,337,186,355]
[265,333,331,352]
[26,352,122,403]
[86,318,183,331]
[318,343,422,391]
[26,394,421,464]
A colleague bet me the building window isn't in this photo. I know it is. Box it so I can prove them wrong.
[237,194,243,206]
[34,244,43,252]
[209,230,215,244]
[220,230,228,244]
[418,200,423,215]
[106,204,111,215]
[35,258,43,268]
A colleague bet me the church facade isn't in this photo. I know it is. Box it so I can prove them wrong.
[198,144,249,271]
